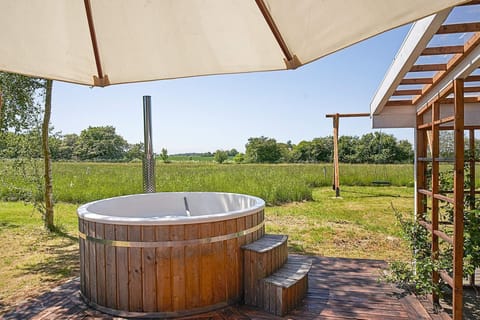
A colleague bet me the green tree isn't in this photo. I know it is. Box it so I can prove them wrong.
[277,142,294,163]
[160,147,169,163]
[338,136,359,163]
[74,126,128,161]
[233,153,245,163]
[214,149,228,164]
[0,73,44,133]
[228,148,239,157]
[56,133,79,160]
[125,142,144,161]
[292,140,312,162]
[395,140,414,163]
[310,137,332,162]
[0,73,54,230]
[357,132,397,164]
[245,136,281,163]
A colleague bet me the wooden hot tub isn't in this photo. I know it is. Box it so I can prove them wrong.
[77,192,265,318]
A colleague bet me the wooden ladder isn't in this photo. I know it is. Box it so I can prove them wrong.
[242,234,312,316]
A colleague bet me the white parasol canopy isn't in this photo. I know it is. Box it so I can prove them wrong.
[0,0,468,87]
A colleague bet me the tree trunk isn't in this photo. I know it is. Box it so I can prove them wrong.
[42,79,54,231]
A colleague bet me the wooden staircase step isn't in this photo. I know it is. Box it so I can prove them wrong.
[242,234,288,253]
[262,256,312,316]
[242,234,288,306]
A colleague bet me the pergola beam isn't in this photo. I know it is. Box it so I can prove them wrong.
[421,45,464,55]
[436,22,480,34]
[410,64,447,72]
[393,89,423,96]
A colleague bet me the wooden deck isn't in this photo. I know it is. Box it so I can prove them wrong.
[2,256,438,320]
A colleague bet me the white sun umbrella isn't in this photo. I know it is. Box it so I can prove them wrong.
[0,0,468,87]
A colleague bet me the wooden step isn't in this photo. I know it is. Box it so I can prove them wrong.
[262,255,312,316]
[242,234,288,306]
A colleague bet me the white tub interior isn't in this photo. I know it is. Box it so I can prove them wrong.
[78,192,265,224]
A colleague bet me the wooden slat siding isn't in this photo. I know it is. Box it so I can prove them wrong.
[155,225,172,311]
[245,214,253,244]
[141,226,156,312]
[115,225,129,311]
[103,224,117,309]
[200,222,214,307]
[276,285,284,316]
[236,216,246,298]
[267,281,274,314]
[243,247,253,305]
[95,223,106,307]
[255,239,268,307]
[213,221,227,304]
[127,225,143,312]
[170,224,186,311]
[79,218,85,298]
[260,210,265,237]
[252,212,258,241]
[261,256,311,316]
[87,221,97,304]
[242,235,289,308]
[225,219,238,302]
[184,224,201,309]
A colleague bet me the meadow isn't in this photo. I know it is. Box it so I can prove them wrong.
[0,161,414,205]
[0,161,415,313]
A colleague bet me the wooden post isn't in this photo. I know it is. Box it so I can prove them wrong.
[453,78,464,320]
[469,129,475,210]
[333,114,340,197]
[431,102,440,304]
[416,113,427,221]
[325,113,370,198]
[469,129,476,287]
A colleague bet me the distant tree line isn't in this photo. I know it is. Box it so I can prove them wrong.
[238,133,414,164]
[0,125,143,162]
[1,125,415,164]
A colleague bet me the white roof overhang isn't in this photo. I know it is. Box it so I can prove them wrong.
[370,1,480,128]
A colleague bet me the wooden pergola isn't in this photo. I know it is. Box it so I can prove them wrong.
[370,2,480,319]
[325,113,370,197]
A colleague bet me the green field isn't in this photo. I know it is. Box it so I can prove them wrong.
[168,155,216,162]
[0,161,414,205]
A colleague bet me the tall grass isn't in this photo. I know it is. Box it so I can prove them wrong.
[0,161,414,205]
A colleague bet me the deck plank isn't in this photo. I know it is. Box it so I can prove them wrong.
[1,256,438,320]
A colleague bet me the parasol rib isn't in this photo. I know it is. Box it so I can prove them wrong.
[255,0,301,69]
[84,0,109,86]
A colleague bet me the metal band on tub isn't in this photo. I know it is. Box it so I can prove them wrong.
[78,220,264,248]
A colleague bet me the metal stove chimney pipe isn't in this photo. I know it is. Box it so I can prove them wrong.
[143,95,156,193]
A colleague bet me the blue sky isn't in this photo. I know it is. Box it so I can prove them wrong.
[50,23,414,154]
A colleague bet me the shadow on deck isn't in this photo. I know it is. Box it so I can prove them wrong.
[2,256,440,320]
